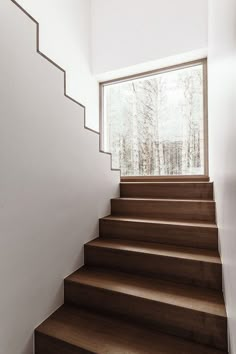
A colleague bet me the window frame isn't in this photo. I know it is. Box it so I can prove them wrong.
[99,58,208,178]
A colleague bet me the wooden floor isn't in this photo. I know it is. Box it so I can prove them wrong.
[35,178,228,354]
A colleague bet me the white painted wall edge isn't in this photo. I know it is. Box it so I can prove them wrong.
[15,0,100,132]
[95,48,208,83]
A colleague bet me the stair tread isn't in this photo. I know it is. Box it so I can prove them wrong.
[86,238,221,264]
[67,267,226,317]
[121,176,210,182]
[120,182,212,184]
[102,215,217,228]
[36,305,226,354]
[113,197,214,203]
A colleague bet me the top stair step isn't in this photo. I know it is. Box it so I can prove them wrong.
[120,182,213,200]
[121,176,210,182]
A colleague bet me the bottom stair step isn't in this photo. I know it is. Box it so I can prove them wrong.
[35,305,227,354]
[65,266,227,350]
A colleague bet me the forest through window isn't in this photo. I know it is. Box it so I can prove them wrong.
[103,63,206,176]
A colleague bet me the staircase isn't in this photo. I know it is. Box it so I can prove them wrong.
[35,178,227,354]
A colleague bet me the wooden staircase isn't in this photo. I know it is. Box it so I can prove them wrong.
[35,178,228,354]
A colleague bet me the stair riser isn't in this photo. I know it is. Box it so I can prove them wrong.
[120,183,214,200]
[111,199,216,222]
[35,332,90,354]
[84,246,222,290]
[99,219,218,250]
[65,281,227,351]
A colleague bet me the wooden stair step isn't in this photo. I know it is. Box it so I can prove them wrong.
[65,267,227,350]
[35,305,227,354]
[85,238,222,289]
[100,216,218,250]
[111,198,216,222]
[121,176,210,182]
[120,182,214,200]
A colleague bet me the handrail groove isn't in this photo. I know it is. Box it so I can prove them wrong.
[10,0,120,173]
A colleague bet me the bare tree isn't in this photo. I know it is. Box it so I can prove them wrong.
[104,65,204,176]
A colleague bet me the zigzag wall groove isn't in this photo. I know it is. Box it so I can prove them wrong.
[10,0,120,174]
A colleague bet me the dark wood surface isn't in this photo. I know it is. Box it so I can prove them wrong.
[84,238,222,289]
[65,266,226,349]
[111,198,216,222]
[120,182,214,200]
[35,179,228,353]
[100,216,218,249]
[36,305,227,354]
[121,176,210,182]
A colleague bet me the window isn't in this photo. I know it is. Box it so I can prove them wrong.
[100,60,208,176]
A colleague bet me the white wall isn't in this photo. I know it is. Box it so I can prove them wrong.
[13,0,209,131]
[0,1,119,353]
[16,0,99,131]
[208,1,236,353]
[91,0,208,74]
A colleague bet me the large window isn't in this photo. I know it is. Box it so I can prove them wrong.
[101,60,208,176]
